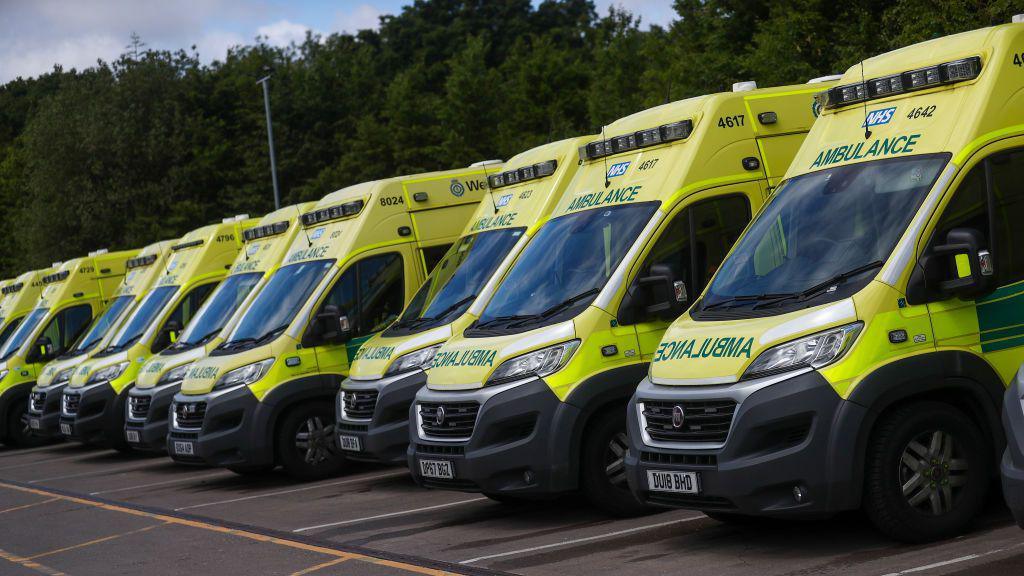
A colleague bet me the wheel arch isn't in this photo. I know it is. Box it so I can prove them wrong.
[260,373,342,462]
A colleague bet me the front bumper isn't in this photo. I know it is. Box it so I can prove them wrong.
[167,385,272,468]
[26,383,68,439]
[125,381,182,451]
[407,377,575,496]
[60,381,119,445]
[337,370,426,464]
[625,369,864,518]
[1001,370,1024,529]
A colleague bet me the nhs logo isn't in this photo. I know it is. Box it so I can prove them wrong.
[863,107,896,128]
[495,193,512,208]
[606,161,630,179]
[310,227,325,240]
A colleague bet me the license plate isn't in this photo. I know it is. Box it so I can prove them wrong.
[338,434,361,452]
[173,441,195,456]
[60,423,72,436]
[647,470,700,494]
[418,459,454,479]
[29,418,40,430]
[125,430,140,443]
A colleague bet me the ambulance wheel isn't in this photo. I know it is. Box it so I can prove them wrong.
[276,402,344,481]
[5,398,49,448]
[863,401,989,543]
[581,409,655,517]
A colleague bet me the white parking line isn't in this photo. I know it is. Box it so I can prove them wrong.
[293,497,488,532]
[173,470,408,511]
[0,452,100,471]
[89,471,231,495]
[0,445,93,458]
[459,514,707,564]
[29,462,158,483]
[879,542,1024,575]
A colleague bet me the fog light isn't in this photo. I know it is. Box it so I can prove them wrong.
[523,470,535,484]
[793,485,806,503]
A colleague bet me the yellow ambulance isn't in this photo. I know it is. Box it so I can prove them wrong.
[625,16,1024,542]
[27,241,173,440]
[169,164,496,479]
[60,216,255,449]
[0,251,134,447]
[125,204,313,451]
[412,81,831,514]
[339,137,590,464]
[0,269,52,353]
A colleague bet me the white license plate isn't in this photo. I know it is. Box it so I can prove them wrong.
[59,423,72,436]
[125,430,140,443]
[418,459,454,479]
[29,418,40,430]
[647,470,700,494]
[173,441,195,456]
[338,434,361,452]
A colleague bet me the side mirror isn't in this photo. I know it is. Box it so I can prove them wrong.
[33,336,54,361]
[637,264,688,321]
[161,320,183,344]
[909,227,995,304]
[306,304,351,345]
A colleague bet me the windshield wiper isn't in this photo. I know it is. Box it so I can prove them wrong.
[254,324,289,345]
[508,288,601,328]
[752,260,885,310]
[701,293,791,312]
[422,296,476,323]
[475,315,531,329]
[102,334,142,354]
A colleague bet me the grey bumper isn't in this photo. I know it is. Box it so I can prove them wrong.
[337,370,425,464]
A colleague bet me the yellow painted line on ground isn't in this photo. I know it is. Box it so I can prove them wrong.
[27,522,167,560]
[0,497,59,514]
[0,547,67,576]
[289,557,352,576]
[0,482,458,576]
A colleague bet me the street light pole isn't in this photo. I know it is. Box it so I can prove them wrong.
[257,74,281,210]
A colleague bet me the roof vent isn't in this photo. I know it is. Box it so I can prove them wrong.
[470,159,503,167]
[1013,14,1023,23]
[732,81,757,92]
[808,74,843,84]
[88,248,109,257]
[234,214,250,221]
[52,262,62,268]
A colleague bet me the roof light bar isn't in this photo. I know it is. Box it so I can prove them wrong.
[126,254,159,269]
[171,239,204,251]
[817,56,981,110]
[579,120,692,162]
[300,200,364,227]
[1,282,23,295]
[243,220,290,242]
[488,160,558,189]
[42,270,70,284]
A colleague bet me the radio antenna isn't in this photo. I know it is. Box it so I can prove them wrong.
[481,162,499,214]
[861,60,872,140]
[602,125,611,189]
[295,204,312,247]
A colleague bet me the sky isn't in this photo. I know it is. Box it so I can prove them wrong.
[0,0,677,84]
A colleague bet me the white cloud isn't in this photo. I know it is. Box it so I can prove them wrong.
[256,19,313,47]
[333,4,383,34]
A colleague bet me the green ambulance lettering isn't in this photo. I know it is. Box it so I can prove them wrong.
[810,134,920,169]
[567,185,642,212]
[470,213,518,232]
[353,346,395,361]
[286,246,330,263]
[431,349,497,368]
[188,366,220,380]
[145,362,165,373]
[653,337,754,362]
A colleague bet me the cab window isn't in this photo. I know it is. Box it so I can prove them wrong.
[0,317,22,350]
[635,195,750,307]
[421,244,452,275]
[152,283,217,352]
[31,304,92,361]
[323,253,404,338]
[931,148,1024,286]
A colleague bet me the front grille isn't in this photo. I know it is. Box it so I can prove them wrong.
[173,401,206,430]
[646,493,736,511]
[418,401,479,439]
[336,422,368,432]
[642,399,737,443]
[128,395,151,421]
[640,451,717,467]
[62,392,81,416]
[342,390,379,420]
[30,391,46,413]
[415,443,465,456]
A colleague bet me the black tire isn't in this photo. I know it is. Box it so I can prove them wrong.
[275,402,344,481]
[581,408,656,517]
[5,398,50,448]
[863,401,990,543]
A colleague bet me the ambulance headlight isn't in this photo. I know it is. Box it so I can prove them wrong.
[385,344,442,377]
[52,367,74,386]
[212,358,274,391]
[743,323,862,380]
[87,361,130,384]
[158,363,192,385]
[486,340,580,386]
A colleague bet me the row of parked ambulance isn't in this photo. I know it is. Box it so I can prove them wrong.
[1,18,1023,544]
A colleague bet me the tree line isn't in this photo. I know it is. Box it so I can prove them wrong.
[0,0,1016,275]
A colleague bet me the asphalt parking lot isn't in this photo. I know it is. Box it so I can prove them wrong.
[0,442,1022,576]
